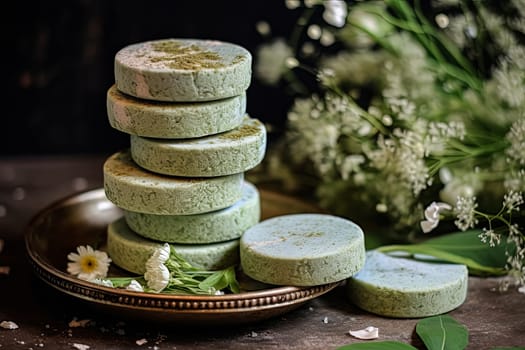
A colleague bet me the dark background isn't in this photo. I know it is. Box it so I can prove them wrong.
[4,0,299,156]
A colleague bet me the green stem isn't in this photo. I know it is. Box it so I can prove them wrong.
[282,68,310,95]
[413,0,478,77]
[380,0,482,91]
[427,137,507,176]
[388,0,446,63]
[284,6,318,95]
[426,61,483,91]
[327,84,390,135]
[376,244,506,274]
[289,6,316,54]
[347,21,397,55]
[351,0,477,87]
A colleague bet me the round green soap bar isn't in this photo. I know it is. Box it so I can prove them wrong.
[103,150,243,215]
[240,214,365,286]
[114,38,252,102]
[130,116,266,177]
[107,217,239,274]
[346,251,468,318]
[124,181,261,244]
[107,85,247,138]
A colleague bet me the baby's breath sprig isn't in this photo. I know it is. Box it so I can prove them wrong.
[254,0,525,287]
[449,191,524,286]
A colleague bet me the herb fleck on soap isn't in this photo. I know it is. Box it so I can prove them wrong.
[150,40,225,70]
[220,120,263,141]
[232,55,246,64]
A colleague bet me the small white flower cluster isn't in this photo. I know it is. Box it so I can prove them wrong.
[427,189,525,284]
[506,119,525,168]
[454,196,479,232]
[256,1,348,86]
[255,39,294,86]
[478,227,501,248]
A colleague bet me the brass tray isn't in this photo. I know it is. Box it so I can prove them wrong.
[24,187,339,325]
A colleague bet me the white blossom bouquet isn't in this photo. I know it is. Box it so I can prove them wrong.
[254,0,525,288]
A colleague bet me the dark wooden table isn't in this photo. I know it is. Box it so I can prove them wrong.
[1,155,524,349]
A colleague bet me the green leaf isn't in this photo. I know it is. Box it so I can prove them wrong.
[416,315,469,350]
[377,230,511,276]
[106,277,136,288]
[224,266,240,293]
[198,266,240,294]
[199,270,228,292]
[336,341,418,350]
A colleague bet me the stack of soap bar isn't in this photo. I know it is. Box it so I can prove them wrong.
[103,38,266,275]
[346,251,468,318]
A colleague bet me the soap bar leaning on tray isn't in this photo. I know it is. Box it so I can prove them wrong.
[124,181,260,244]
[240,214,366,286]
[103,150,244,215]
[346,250,468,318]
[107,85,247,139]
[130,116,266,177]
[107,217,240,274]
[114,38,252,102]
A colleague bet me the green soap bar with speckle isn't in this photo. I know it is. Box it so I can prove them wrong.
[114,38,251,102]
[103,150,243,215]
[346,251,468,318]
[240,214,365,286]
[130,116,266,177]
[124,181,260,243]
[107,85,246,138]
[107,217,239,274]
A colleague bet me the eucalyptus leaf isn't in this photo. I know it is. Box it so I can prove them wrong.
[336,341,418,350]
[377,230,511,276]
[416,315,468,350]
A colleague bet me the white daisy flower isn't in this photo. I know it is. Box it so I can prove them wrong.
[67,245,111,281]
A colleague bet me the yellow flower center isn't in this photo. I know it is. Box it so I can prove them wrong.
[80,256,99,273]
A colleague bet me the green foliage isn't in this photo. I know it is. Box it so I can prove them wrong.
[198,266,240,294]
[416,315,469,350]
[377,230,511,276]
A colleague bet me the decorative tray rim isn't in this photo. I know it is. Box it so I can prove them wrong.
[24,187,339,323]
